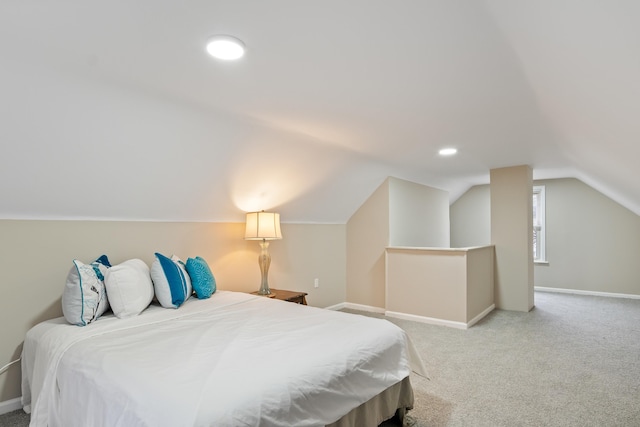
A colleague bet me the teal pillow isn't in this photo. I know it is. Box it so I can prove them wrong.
[186,256,216,299]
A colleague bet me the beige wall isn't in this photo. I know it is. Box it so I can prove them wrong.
[346,179,389,308]
[386,248,468,322]
[450,185,491,247]
[385,246,494,325]
[451,178,640,296]
[346,177,451,309]
[534,179,640,295]
[389,177,450,247]
[0,220,346,401]
[466,246,495,321]
[490,165,534,312]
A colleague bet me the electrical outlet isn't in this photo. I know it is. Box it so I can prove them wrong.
[314,278,319,288]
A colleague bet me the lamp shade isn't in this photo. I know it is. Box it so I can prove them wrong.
[244,211,282,240]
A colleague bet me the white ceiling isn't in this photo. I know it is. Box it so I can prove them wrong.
[1,1,639,222]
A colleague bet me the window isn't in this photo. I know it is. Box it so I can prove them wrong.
[533,185,546,262]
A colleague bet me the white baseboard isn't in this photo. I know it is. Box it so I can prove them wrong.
[0,397,22,415]
[386,304,495,330]
[385,311,468,329]
[330,302,495,329]
[323,302,346,311]
[324,302,387,313]
[467,304,496,327]
[341,303,386,314]
[535,287,640,300]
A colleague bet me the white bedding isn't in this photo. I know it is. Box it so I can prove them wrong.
[22,291,419,427]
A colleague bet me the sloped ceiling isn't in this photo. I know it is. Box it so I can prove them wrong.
[1,1,639,223]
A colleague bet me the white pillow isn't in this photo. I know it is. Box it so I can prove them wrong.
[104,259,154,319]
[150,253,192,308]
[62,258,110,326]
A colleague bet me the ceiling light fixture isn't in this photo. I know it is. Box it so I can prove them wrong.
[206,35,245,60]
[439,148,458,156]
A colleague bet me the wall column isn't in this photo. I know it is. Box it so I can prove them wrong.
[490,165,534,311]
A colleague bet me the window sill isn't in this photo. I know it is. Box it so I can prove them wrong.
[534,260,549,266]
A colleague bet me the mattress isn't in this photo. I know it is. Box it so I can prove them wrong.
[22,290,422,427]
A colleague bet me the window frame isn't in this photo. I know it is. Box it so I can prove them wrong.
[533,185,546,263]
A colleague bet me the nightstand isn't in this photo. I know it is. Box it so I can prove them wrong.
[252,288,308,305]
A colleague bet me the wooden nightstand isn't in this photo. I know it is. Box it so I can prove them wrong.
[252,289,308,305]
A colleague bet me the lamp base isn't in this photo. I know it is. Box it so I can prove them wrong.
[252,290,277,298]
[256,240,276,298]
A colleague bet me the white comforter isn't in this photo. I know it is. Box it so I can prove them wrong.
[22,291,416,427]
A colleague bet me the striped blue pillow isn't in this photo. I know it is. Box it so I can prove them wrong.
[150,253,192,308]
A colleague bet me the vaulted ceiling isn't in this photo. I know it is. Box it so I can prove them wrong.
[1,1,639,222]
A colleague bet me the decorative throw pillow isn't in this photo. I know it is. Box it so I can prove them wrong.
[104,259,154,318]
[170,255,188,275]
[171,254,193,298]
[150,252,192,308]
[186,256,216,299]
[62,255,111,326]
[94,254,112,268]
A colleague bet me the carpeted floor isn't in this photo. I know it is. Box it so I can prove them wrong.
[0,408,28,427]
[2,291,639,426]
[383,291,640,426]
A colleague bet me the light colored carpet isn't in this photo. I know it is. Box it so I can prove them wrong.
[355,290,640,427]
[0,408,28,427]
[2,291,639,427]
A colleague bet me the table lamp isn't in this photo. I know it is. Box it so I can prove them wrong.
[244,211,282,296]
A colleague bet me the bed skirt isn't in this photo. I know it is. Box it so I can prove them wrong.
[327,376,414,427]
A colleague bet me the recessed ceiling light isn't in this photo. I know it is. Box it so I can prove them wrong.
[206,35,245,60]
[439,148,458,156]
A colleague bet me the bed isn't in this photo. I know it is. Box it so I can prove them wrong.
[21,290,424,426]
